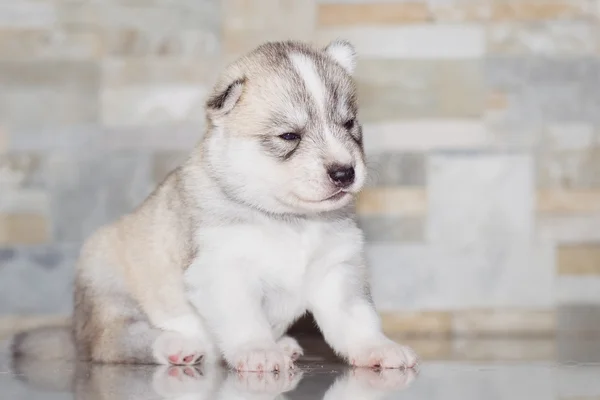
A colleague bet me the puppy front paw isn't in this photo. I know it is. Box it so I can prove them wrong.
[348,339,418,369]
[276,336,304,361]
[153,331,215,366]
[228,342,294,372]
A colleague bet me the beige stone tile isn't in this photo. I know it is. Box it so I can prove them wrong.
[390,337,453,360]
[355,59,483,121]
[317,3,430,27]
[0,315,69,340]
[356,187,427,217]
[538,190,600,214]
[558,244,600,276]
[452,310,556,336]
[452,338,556,361]
[429,0,492,21]
[381,311,452,336]
[0,213,49,244]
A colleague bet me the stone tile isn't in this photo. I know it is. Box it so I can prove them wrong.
[557,244,600,275]
[544,123,598,151]
[8,125,203,153]
[451,338,556,361]
[0,2,57,28]
[0,153,43,188]
[355,60,483,121]
[556,276,600,304]
[427,152,534,247]
[395,338,453,360]
[317,3,431,26]
[357,216,424,243]
[490,0,592,21]
[0,245,77,314]
[356,188,427,216]
[55,2,220,58]
[315,24,486,59]
[0,315,69,340]
[58,2,219,32]
[429,0,492,22]
[362,120,493,153]
[380,311,452,335]
[452,309,555,336]
[557,305,600,336]
[102,58,219,87]
[0,28,103,61]
[538,148,600,189]
[0,189,49,215]
[100,85,208,126]
[366,243,554,311]
[0,61,99,130]
[223,0,316,59]
[538,214,600,243]
[484,56,530,90]
[0,126,7,153]
[102,29,220,59]
[47,152,154,242]
[152,151,188,184]
[0,214,49,245]
[537,190,600,213]
[365,152,425,186]
[487,21,599,56]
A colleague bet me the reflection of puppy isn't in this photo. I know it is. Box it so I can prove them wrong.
[10,39,418,372]
[11,360,415,400]
[321,368,417,400]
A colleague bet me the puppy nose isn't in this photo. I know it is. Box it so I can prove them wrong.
[327,164,355,188]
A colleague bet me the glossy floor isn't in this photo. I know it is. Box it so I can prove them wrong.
[2,336,600,400]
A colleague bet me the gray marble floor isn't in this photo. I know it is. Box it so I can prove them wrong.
[2,336,600,400]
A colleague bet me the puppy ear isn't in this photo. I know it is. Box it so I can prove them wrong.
[206,77,245,119]
[324,39,356,75]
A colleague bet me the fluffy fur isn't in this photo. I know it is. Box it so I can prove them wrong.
[10,39,418,372]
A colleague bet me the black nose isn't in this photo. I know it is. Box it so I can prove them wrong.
[327,164,355,188]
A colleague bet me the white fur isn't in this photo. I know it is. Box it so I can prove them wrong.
[325,40,356,74]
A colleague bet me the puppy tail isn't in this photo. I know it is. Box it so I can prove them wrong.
[10,321,76,362]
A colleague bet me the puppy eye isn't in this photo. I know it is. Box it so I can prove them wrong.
[343,119,355,130]
[279,132,301,141]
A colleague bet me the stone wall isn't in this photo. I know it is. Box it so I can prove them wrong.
[1,0,600,336]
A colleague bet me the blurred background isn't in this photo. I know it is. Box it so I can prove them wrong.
[1,0,600,349]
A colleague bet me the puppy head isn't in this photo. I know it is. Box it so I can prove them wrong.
[203,40,366,216]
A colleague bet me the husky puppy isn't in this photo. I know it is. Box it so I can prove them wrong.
[11,40,418,372]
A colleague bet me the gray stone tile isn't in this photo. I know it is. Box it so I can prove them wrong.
[0,245,78,315]
[358,216,424,243]
[557,305,600,336]
[0,61,99,130]
[152,151,188,184]
[366,242,555,311]
[57,2,220,58]
[365,152,425,186]
[427,151,535,247]
[47,152,154,242]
